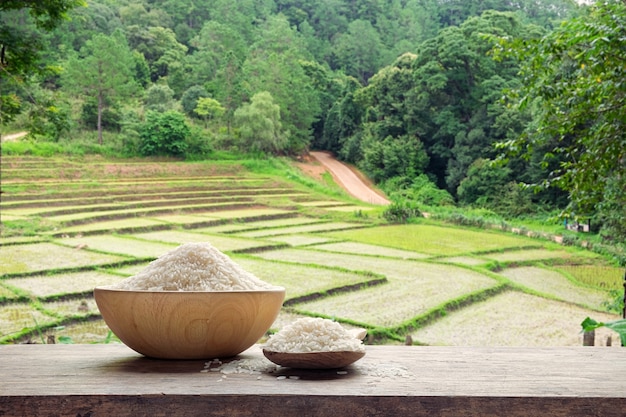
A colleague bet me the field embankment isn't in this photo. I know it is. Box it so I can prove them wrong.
[0,155,622,347]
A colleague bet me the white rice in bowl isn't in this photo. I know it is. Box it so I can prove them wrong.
[110,242,275,291]
[264,317,365,353]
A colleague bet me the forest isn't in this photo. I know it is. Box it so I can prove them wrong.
[1,0,625,246]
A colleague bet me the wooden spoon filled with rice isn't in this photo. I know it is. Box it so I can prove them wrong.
[263,317,366,369]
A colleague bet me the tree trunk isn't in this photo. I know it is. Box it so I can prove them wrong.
[97,92,103,146]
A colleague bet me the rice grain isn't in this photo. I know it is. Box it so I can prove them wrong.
[110,242,274,291]
[264,317,365,353]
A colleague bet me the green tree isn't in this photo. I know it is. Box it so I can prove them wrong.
[407,11,531,191]
[126,26,187,82]
[331,19,384,85]
[181,85,209,117]
[343,52,431,184]
[241,15,321,152]
[0,1,85,30]
[23,85,71,141]
[118,2,172,29]
[0,0,85,128]
[320,77,363,154]
[139,110,190,156]
[361,133,429,183]
[185,20,248,89]
[498,1,626,241]
[208,50,246,131]
[62,31,136,145]
[184,20,248,123]
[55,1,121,52]
[233,91,287,154]
[144,83,176,112]
[457,158,511,207]
[194,97,225,127]
[299,60,345,145]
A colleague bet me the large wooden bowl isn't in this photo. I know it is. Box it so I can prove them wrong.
[94,286,285,359]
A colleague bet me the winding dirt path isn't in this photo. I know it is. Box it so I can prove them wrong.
[310,151,390,205]
[1,131,28,142]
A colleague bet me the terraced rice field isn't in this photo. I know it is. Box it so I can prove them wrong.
[0,155,622,347]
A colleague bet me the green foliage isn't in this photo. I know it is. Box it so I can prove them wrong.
[581,317,626,346]
[1,139,67,157]
[0,1,87,31]
[22,87,72,141]
[144,83,176,113]
[320,77,362,154]
[0,1,86,126]
[183,124,214,160]
[2,0,587,231]
[241,15,321,151]
[498,1,626,243]
[139,110,190,157]
[597,176,626,243]
[382,201,422,223]
[233,91,287,154]
[126,25,188,82]
[383,174,455,207]
[456,158,535,217]
[0,93,22,125]
[132,51,151,88]
[332,19,384,84]
[409,11,533,192]
[80,98,122,132]
[194,97,225,126]
[361,133,429,183]
[181,85,209,117]
[61,30,137,144]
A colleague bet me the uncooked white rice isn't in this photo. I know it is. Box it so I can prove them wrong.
[263,317,365,353]
[110,242,274,291]
[203,358,280,375]
[200,357,413,379]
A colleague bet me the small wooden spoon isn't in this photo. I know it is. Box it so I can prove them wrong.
[262,327,367,369]
[262,349,365,369]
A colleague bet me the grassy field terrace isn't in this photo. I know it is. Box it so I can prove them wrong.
[0,155,623,347]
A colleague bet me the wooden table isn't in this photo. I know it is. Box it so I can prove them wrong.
[1,344,624,416]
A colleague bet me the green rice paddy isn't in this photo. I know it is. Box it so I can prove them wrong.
[4,271,123,298]
[326,224,540,256]
[411,291,622,347]
[0,243,128,275]
[0,155,622,346]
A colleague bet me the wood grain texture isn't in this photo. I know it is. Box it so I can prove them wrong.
[263,349,365,369]
[1,344,625,417]
[94,287,285,359]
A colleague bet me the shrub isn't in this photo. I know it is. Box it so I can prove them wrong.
[139,111,190,157]
[383,200,421,223]
[383,174,455,207]
[183,125,213,160]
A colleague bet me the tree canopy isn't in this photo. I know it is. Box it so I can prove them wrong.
[496,0,626,241]
[0,0,85,126]
[6,0,626,243]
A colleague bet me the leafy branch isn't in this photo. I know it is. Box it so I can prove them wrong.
[581,317,626,346]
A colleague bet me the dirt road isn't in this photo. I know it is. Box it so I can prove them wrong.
[310,151,390,205]
[1,131,28,142]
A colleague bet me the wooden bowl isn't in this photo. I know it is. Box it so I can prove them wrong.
[94,286,285,359]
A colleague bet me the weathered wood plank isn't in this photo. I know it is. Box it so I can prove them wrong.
[1,344,624,417]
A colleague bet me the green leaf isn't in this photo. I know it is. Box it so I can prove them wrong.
[581,317,626,346]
